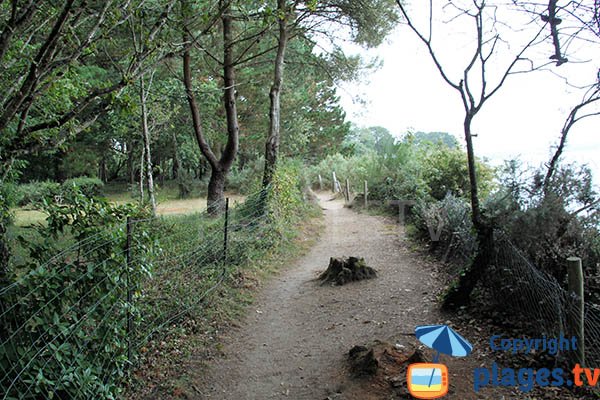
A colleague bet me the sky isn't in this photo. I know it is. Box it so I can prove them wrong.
[337,1,599,181]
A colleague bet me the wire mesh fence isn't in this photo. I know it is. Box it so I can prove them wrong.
[481,231,600,367]
[0,187,280,399]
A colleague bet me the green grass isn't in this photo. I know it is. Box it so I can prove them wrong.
[11,209,47,227]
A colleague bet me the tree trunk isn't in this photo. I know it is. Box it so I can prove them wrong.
[441,112,491,309]
[140,74,156,216]
[442,224,493,309]
[207,168,226,214]
[463,114,482,231]
[139,145,145,203]
[0,215,9,281]
[98,156,107,183]
[220,7,239,173]
[181,0,239,216]
[127,140,135,185]
[172,131,180,180]
[262,0,289,189]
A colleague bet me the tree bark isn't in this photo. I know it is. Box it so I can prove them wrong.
[140,74,156,215]
[139,145,145,204]
[262,0,289,189]
[127,140,135,185]
[181,0,239,215]
[463,113,482,231]
[0,213,9,281]
[172,131,180,180]
[219,5,240,175]
[99,156,107,183]
[207,168,226,212]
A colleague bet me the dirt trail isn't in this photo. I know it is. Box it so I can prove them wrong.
[192,194,485,399]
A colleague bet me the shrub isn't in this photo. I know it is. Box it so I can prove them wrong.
[15,178,104,208]
[61,176,104,198]
[226,158,265,195]
[17,181,61,207]
[485,162,600,297]
[0,189,150,399]
[418,144,495,201]
[412,194,476,263]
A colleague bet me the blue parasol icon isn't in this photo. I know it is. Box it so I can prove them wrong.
[415,324,473,361]
[415,324,473,387]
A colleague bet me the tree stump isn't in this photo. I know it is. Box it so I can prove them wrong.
[319,257,377,286]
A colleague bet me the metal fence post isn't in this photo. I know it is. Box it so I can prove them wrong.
[567,256,585,367]
[223,198,229,264]
[126,217,133,366]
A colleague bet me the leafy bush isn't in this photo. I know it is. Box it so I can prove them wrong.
[485,162,600,299]
[61,176,104,198]
[16,181,61,207]
[0,189,149,399]
[308,140,495,206]
[226,158,264,195]
[412,194,476,263]
[418,144,495,201]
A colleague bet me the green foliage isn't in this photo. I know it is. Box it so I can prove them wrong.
[15,178,105,208]
[485,162,600,296]
[0,189,150,399]
[226,159,264,195]
[417,144,495,201]
[61,177,105,198]
[411,194,476,263]
[409,131,460,149]
[16,181,62,207]
[308,127,498,206]
[267,160,307,224]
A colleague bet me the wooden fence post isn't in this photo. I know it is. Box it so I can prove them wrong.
[345,179,350,203]
[364,180,368,208]
[318,174,323,191]
[332,171,337,193]
[567,256,585,367]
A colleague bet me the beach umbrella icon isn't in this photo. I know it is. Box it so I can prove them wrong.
[414,324,473,389]
[415,324,473,362]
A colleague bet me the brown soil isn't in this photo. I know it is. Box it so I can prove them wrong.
[188,194,529,399]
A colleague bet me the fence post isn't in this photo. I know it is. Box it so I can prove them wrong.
[567,256,585,367]
[318,174,323,191]
[223,198,229,264]
[364,180,368,208]
[345,179,350,204]
[332,171,337,193]
[125,217,133,367]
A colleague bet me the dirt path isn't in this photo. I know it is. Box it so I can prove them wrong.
[191,194,496,399]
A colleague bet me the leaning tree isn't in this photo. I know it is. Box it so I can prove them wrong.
[396,0,554,307]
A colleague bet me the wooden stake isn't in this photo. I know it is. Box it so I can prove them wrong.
[332,171,337,193]
[567,256,585,367]
[345,179,350,203]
